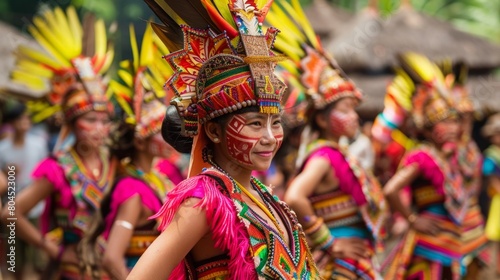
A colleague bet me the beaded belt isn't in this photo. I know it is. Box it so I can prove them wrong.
[309,190,364,228]
[125,230,159,257]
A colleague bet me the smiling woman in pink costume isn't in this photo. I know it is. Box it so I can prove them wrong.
[127,0,320,279]
[266,1,389,279]
[0,6,115,280]
[379,53,484,280]
[78,25,176,280]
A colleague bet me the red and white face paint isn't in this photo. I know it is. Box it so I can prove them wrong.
[74,111,111,148]
[148,133,173,159]
[224,113,283,170]
[431,120,460,145]
[329,110,359,138]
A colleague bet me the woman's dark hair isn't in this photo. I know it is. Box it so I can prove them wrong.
[161,105,194,154]
[109,122,136,161]
[161,105,261,153]
[308,101,336,134]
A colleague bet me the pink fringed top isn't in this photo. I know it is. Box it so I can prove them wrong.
[153,168,319,279]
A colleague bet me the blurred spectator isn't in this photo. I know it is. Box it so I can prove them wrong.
[0,101,49,279]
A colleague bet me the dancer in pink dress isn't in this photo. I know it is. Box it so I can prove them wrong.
[1,6,115,279]
[79,25,175,280]
[126,0,320,278]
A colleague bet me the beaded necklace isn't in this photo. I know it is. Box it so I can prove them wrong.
[234,179,284,237]
[208,161,284,237]
[205,161,320,278]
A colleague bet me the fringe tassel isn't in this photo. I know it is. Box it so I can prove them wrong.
[152,175,256,279]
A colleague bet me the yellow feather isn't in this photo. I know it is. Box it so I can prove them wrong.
[140,24,154,67]
[391,129,415,151]
[153,35,170,56]
[279,60,300,79]
[402,52,442,83]
[16,60,53,78]
[27,101,48,112]
[145,72,165,98]
[289,0,318,49]
[212,0,236,30]
[110,84,135,119]
[272,38,303,62]
[27,25,70,67]
[129,25,139,71]
[153,58,174,78]
[32,105,61,123]
[150,62,169,85]
[94,19,107,66]
[99,48,115,74]
[118,69,134,88]
[41,9,61,39]
[267,7,305,44]
[120,60,131,69]
[105,84,114,99]
[54,7,75,57]
[11,70,47,90]
[110,80,133,97]
[66,6,82,55]
[16,45,64,69]
[43,9,73,57]
[31,17,68,59]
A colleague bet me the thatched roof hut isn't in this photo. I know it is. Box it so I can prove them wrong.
[309,4,500,118]
[304,0,354,40]
[0,21,45,101]
[352,73,500,118]
[327,6,500,73]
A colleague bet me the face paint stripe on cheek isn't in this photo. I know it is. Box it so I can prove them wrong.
[329,111,358,136]
[226,116,260,165]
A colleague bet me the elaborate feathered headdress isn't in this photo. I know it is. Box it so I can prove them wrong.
[10,6,114,123]
[145,0,287,175]
[146,0,286,136]
[372,52,457,144]
[109,24,172,140]
[265,0,362,111]
[438,59,474,114]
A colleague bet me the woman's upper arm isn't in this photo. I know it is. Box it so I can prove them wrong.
[383,163,420,196]
[104,195,142,259]
[2,178,53,218]
[286,157,330,202]
[127,198,210,279]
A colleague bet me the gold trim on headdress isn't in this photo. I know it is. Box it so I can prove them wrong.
[10,6,114,123]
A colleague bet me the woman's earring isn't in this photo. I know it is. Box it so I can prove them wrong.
[213,137,220,143]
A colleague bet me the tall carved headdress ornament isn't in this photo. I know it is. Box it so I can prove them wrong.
[145,0,287,175]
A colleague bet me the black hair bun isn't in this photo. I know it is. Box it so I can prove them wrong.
[161,105,193,154]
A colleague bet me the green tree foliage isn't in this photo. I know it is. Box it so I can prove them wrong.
[325,0,500,42]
